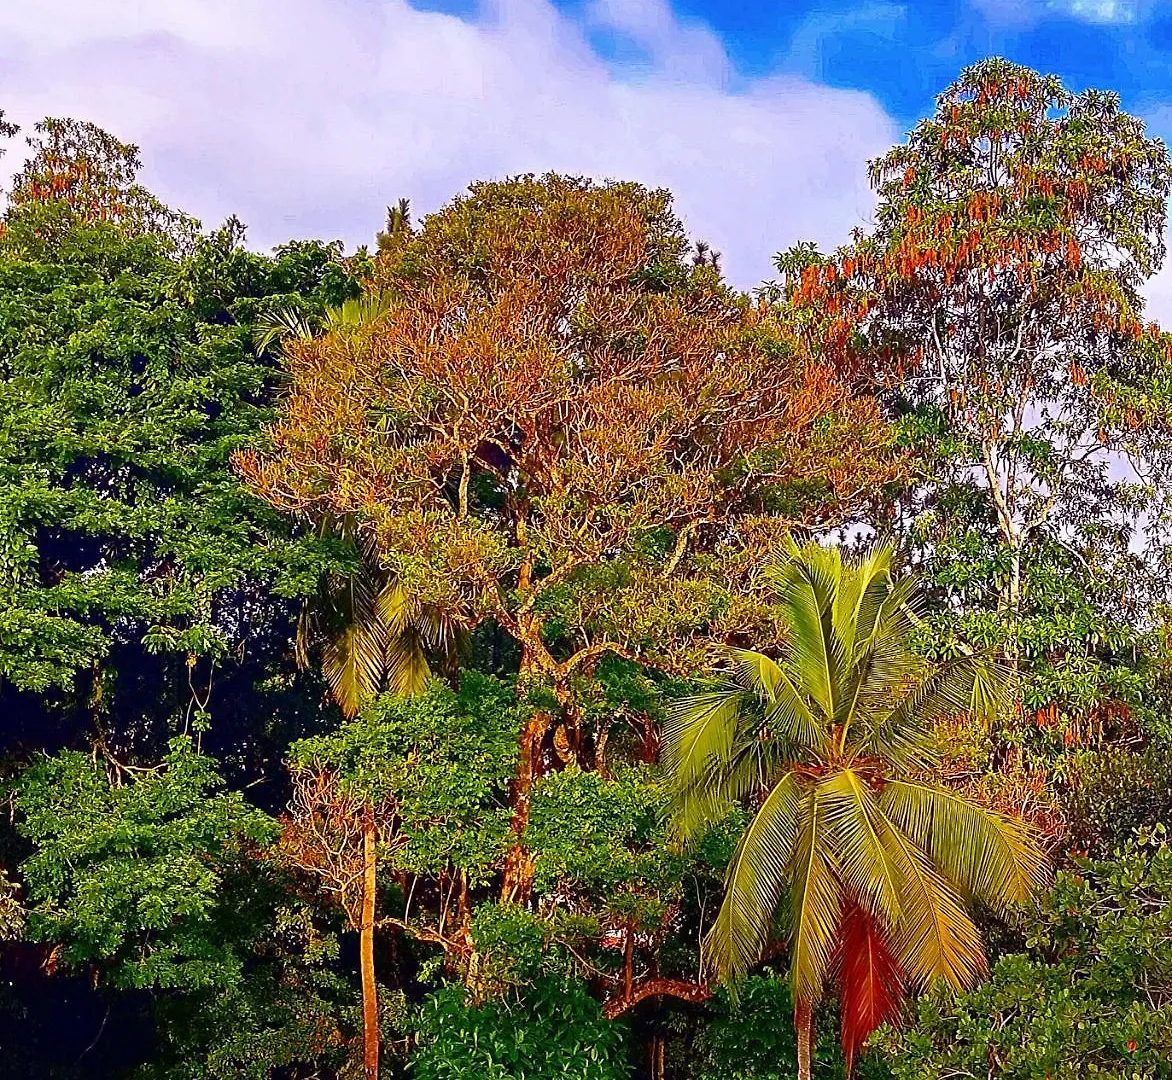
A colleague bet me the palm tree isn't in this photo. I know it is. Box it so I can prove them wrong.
[254,292,463,717]
[296,512,464,717]
[664,540,1046,1079]
[376,197,412,254]
[253,289,395,356]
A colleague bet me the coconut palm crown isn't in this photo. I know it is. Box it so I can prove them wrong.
[664,540,1047,1078]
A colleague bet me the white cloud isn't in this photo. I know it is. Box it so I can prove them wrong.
[0,0,896,288]
[1049,0,1140,22]
[971,0,1146,24]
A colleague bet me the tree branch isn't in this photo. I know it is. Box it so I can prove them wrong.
[603,976,713,1019]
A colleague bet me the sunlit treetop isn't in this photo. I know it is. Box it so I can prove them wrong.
[2,118,198,248]
[239,174,903,680]
[871,60,1169,291]
[786,58,1172,367]
[779,59,1172,622]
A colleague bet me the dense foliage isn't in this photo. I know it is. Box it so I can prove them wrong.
[1,58,1171,1080]
[882,831,1172,1078]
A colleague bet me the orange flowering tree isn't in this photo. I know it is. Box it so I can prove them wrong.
[785,59,1172,618]
[239,174,901,897]
[777,60,1172,826]
[4,117,196,244]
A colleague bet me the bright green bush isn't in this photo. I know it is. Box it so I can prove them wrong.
[411,978,631,1080]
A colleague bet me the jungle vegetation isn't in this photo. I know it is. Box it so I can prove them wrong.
[1,59,1171,1080]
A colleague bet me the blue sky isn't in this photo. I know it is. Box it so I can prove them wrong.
[408,0,1172,136]
[2,0,1172,306]
[597,0,1172,126]
[671,0,1172,122]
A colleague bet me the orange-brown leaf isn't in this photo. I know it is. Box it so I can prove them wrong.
[836,904,904,1075]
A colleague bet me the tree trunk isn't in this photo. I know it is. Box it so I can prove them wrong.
[795,998,813,1080]
[1005,536,1023,668]
[1007,540,1021,612]
[501,712,547,903]
[980,438,1024,664]
[648,1031,665,1080]
[360,810,379,1080]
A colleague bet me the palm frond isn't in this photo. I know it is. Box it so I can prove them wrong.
[663,683,746,794]
[377,579,465,658]
[819,770,903,926]
[849,653,1010,770]
[878,817,987,992]
[256,289,392,358]
[254,306,316,353]
[704,772,805,982]
[772,547,842,721]
[321,618,387,719]
[838,632,929,741]
[308,534,467,712]
[786,784,844,1005]
[322,291,393,332]
[417,602,467,659]
[383,626,432,698]
[294,604,314,672]
[673,739,769,842]
[836,902,903,1075]
[731,649,823,751]
[375,579,413,635]
[879,781,1047,914]
[833,615,926,738]
[831,541,895,662]
[869,571,924,641]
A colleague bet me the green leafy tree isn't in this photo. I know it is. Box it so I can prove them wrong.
[881,829,1172,1078]
[1062,738,1172,857]
[282,675,521,1078]
[15,737,277,991]
[13,739,366,1079]
[0,121,364,769]
[684,974,861,1080]
[411,977,630,1080]
[665,540,1046,1079]
[0,118,376,1077]
[0,109,18,148]
[0,866,22,942]
[524,757,723,1020]
[139,900,362,1080]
